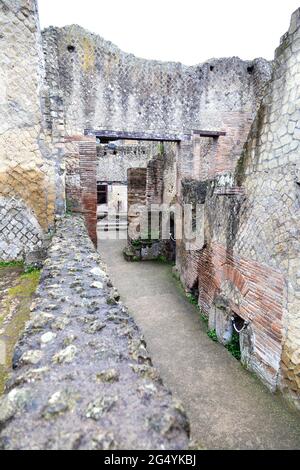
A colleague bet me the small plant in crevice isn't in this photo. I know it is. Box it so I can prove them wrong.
[66,198,74,215]
[186,292,198,307]
[24,265,41,274]
[157,255,167,263]
[155,255,174,265]
[131,238,142,249]
[157,142,165,155]
[206,328,241,361]
[207,329,218,342]
[226,331,241,361]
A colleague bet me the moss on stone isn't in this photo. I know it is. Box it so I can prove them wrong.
[235,152,246,186]
[8,270,40,298]
[207,329,218,342]
[0,269,40,395]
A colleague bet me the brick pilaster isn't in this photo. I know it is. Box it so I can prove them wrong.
[78,138,97,245]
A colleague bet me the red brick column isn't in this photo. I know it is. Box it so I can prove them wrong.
[78,138,97,246]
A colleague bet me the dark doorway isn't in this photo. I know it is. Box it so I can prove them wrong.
[97,184,108,205]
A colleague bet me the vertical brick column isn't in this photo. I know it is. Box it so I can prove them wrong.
[78,138,97,245]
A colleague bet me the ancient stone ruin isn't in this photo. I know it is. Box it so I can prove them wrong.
[0,0,300,449]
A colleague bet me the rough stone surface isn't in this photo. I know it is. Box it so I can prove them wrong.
[42,24,271,137]
[0,216,189,450]
[1,0,300,411]
[0,0,65,261]
[235,9,300,406]
[97,142,157,183]
[176,8,300,408]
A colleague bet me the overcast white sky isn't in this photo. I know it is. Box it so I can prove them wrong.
[38,0,300,65]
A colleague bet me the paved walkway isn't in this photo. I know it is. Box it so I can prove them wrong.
[99,238,300,450]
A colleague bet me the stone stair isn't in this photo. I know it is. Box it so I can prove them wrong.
[98,212,128,232]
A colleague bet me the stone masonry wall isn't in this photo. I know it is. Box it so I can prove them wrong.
[177,8,300,407]
[42,25,271,159]
[2,0,299,409]
[0,0,64,261]
[43,20,272,271]
[0,216,189,450]
[97,142,157,183]
[127,168,147,243]
[234,9,300,406]
[126,144,177,261]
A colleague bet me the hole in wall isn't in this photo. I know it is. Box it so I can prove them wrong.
[228,313,243,361]
[247,65,254,74]
[232,314,246,332]
[190,279,199,301]
[67,45,76,53]
[170,211,175,241]
[210,65,215,72]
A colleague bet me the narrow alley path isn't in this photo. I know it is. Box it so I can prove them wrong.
[99,238,300,450]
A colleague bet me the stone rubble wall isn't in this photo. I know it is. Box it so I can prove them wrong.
[0,0,64,262]
[97,142,158,183]
[176,8,300,407]
[0,2,272,262]
[126,143,177,261]
[65,139,82,212]
[0,216,189,450]
[48,23,272,252]
[2,0,299,410]
[234,9,300,406]
[42,25,271,175]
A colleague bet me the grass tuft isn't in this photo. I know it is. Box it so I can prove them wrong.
[207,329,218,342]
[0,261,23,269]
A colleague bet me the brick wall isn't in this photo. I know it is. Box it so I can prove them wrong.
[65,136,84,211]
[177,8,300,407]
[126,145,177,260]
[64,135,97,245]
[78,139,97,245]
[3,0,299,409]
[197,243,284,388]
[235,9,300,406]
